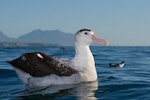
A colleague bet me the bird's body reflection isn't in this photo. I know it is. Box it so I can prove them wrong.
[18,81,98,100]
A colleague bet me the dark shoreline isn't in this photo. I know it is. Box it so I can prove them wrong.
[0,41,58,47]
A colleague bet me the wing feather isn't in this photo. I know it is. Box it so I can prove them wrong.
[9,52,77,77]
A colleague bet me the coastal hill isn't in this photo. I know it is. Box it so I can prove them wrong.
[0,31,13,42]
[0,29,74,46]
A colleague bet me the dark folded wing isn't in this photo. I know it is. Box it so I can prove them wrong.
[8,52,77,77]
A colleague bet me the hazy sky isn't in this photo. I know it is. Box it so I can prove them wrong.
[0,0,150,46]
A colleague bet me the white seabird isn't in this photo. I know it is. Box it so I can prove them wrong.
[8,29,109,89]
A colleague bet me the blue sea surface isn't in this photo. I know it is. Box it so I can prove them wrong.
[0,46,150,100]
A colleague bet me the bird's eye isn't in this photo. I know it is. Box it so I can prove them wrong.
[84,32,88,35]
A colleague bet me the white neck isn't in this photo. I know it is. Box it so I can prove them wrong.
[71,42,97,82]
[75,43,92,58]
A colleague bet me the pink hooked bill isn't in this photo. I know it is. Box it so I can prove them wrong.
[92,35,109,46]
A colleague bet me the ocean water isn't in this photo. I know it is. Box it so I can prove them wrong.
[0,46,150,100]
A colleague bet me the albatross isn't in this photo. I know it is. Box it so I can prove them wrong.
[8,29,109,89]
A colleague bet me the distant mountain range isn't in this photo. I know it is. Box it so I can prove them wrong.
[0,31,13,41]
[0,29,74,46]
